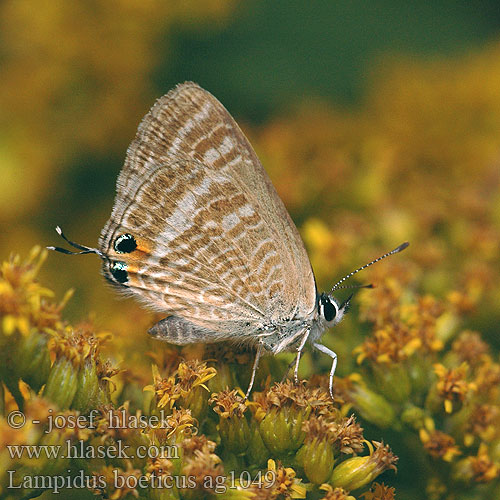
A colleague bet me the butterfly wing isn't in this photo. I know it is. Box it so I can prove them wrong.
[100,156,272,330]
[99,83,316,338]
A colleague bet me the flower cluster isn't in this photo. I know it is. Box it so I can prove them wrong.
[0,251,398,499]
[333,270,500,498]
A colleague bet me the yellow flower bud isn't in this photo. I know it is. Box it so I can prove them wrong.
[331,442,397,491]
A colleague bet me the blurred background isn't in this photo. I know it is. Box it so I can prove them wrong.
[2,0,500,359]
[2,1,500,498]
[2,1,500,353]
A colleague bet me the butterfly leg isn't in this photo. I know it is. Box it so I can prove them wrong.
[280,356,297,383]
[313,342,337,400]
[293,327,311,384]
[245,343,264,400]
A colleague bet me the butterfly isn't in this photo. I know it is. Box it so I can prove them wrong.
[49,82,408,398]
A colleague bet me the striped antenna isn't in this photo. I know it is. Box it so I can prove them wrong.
[47,226,104,258]
[332,283,374,291]
[330,242,409,293]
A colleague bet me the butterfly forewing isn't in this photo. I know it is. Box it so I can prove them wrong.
[101,158,268,324]
[99,83,317,338]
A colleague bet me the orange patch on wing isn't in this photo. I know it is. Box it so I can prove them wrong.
[135,239,151,254]
[126,239,151,260]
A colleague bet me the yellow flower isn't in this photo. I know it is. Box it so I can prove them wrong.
[210,388,247,419]
[420,429,461,462]
[144,365,180,409]
[453,443,500,483]
[0,247,64,337]
[265,459,307,499]
[319,483,356,500]
[210,389,250,454]
[360,482,396,500]
[176,360,217,396]
[433,362,476,413]
[145,361,216,413]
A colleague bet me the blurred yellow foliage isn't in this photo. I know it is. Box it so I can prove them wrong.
[0,0,236,218]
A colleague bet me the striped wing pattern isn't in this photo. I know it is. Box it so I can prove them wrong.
[99,83,316,339]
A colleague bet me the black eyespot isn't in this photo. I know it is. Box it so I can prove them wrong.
[110,261,128,283]
[320,294,337,322]
[114,233,137,254]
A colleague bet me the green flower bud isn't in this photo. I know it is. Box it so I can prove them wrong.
[424,384,443,415]
[247,420,268,468]
[211,485,256,500]
[210,389,250,454]
[175,361,216,420]
[149,485,181,500]
[401,405,428,431]
[15,330,51,392]
[71,435,107,474]
[346,381,395,428]
[95,377,112,407]
[296,437,335,484]
[0,331,48,405]
[219,415,251,454]
[407,355,434,398]
[43,357,79,408]
[490,439,500,462]
[207,362,234,394]
[37,427,71,476]
[178,385,208,420]
[452,457,475,484]
[259,406,309,456]
[119,379,147,412]
[331,456,379,490]
[0,334,25,406]
[72,359,99,412]
[0,381,4,415]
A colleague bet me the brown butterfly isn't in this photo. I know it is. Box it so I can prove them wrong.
[50,82,408,397]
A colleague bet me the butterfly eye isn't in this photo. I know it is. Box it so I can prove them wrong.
[110,261,128,283]
[320,294,337,322]
[114,233,137,254]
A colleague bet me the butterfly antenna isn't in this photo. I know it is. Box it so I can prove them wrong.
[330,242,409,293]
[47,226,103,257]
[333,283,374,291]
